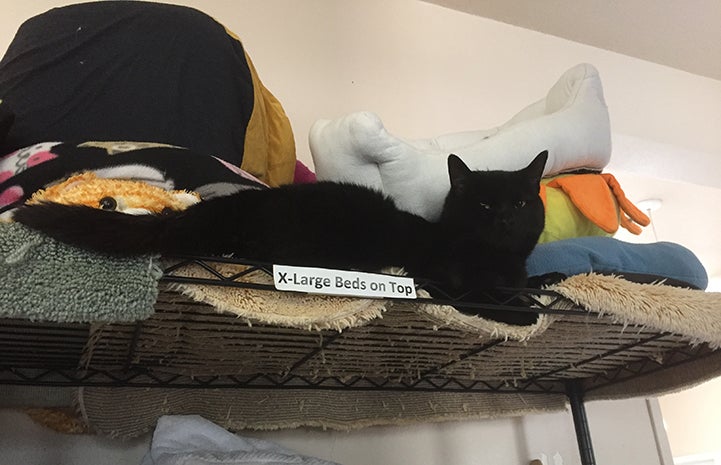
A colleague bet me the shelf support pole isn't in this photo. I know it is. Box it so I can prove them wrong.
[566,380,596,465]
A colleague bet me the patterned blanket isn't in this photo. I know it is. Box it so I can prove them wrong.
[0,141,267,217]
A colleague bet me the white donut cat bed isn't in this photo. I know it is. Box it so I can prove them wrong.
[309,63,611,220]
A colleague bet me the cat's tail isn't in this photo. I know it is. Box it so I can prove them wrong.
[13,202,178,256]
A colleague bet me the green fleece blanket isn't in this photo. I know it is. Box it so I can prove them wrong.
[0,223,160,322]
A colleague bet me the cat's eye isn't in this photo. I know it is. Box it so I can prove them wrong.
[515,200,526,208]
[479,202,491,210]
[99,196,117,210]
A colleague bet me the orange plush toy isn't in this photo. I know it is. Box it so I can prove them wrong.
[539,172,650,243]
[26,172,200,215]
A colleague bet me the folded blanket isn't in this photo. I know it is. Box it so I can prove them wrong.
[140,415,340,465]
[0,223,160,322]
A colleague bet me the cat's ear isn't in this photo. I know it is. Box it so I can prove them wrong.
[447,154,472,193]
[523,150,548,183]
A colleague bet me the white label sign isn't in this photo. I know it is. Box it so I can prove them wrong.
[273,264,417,299]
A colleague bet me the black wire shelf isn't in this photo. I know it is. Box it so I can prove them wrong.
[0,255,716,396]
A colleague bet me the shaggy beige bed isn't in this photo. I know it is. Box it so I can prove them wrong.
[70,270,721,438]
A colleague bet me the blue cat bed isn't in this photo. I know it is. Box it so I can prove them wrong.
[527,236,709,290]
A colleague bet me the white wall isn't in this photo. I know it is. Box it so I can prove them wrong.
[659,376,721,459]
[170,0,721,166]
[254,398,669,465]
[2,1,717,463]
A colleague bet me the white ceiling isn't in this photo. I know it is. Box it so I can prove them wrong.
[424,0,721,81]
[426,0,721,287]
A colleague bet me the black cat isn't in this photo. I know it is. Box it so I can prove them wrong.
[14,152,547,325]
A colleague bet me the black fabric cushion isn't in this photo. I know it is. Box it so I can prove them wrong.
[0,1,254,166]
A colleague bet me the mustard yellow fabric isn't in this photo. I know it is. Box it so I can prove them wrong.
[224,28,296,187]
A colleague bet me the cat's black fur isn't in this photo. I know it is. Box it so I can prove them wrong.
[14,152,547,325]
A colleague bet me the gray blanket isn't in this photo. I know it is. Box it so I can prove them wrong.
[0,223,160,322]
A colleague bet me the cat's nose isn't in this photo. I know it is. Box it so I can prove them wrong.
[500,215,514,227]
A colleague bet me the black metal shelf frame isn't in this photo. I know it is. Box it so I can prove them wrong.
[0,255,716,465]
[0,329,711,392]
[160,256,589,316]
